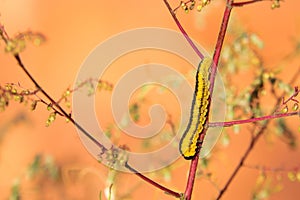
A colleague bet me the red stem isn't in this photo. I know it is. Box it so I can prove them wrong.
[163,0,204,59]
[184,1,234,199]
[184,154,199,199]
[209,111,299,128]
[232,0,264,7]
[125,162,181,198]
[210,1,233,97]
[215,68,300,199]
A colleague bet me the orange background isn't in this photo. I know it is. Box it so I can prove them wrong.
[0,1,300,200]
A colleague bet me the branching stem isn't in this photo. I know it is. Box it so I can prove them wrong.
[1,23,180,198]
[13,54,106,152]
[183,1,234,199]
[215,68,300,200]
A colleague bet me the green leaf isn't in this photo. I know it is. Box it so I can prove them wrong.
[250,34,264,49]
[27,154,41,179]
[44,155,59,180]
[99,191,102,200]
[233,125,240,134]
[129,103,140,122]
[9,180,20,200]
[221,131,230,147]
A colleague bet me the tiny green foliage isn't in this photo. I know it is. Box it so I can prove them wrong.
[44,155,59,180]
[199,156,209,169]
[104,125,113,139]
[27,154,42,179]
[30,100,38,110]
[220,131,230,147]
[276,119,297,148]
[75,78,113,96]
[46,112,56,127]
[271,0,281,9]
[99,191,102,200]
[252,172,282,200]
[98,145,129,169]
[179,193,186,200]
[129,102,140,122]
[0,83,41,112]
[3,31,45,55]
[26,154,60,180]
[177,0,212,13]
[9,180,20,200]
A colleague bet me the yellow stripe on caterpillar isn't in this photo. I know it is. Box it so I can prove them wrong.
[179,57,211,160]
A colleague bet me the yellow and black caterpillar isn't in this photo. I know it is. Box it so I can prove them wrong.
[179,57,211,160]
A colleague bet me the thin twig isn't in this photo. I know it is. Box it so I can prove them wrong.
[232,0,283,7]
[163,0,204,59]
[125,162,182,198]
[232,0,264,7]
[243,163,300,173]
[13,54,106,151]
[215,68,300,200]
[1,24,182,197]
[209,111,299,128]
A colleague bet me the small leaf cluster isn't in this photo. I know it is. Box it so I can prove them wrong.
[27,154,60,180]
[0,77,113,127]
[44,79,113,126]
[252,172,282,200]
[1,30,45,54]
[9,180,20,200]
[271,0,281,9]
[129,102,140,122]
[222,32,263,74]
[0,83,39,112]
[251,166,300,200]
[75,78,113,97]
[98,145,129,169]
[221,31,299,121]
[177,0,212,13]
[8,154,60,200]
[278,86,299,114]
[0,83,58,127]
[218,28,299,154]
[275,118,297,148]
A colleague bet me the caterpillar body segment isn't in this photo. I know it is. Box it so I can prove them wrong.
[179,57,212,160]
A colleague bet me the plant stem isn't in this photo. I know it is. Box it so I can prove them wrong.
[232,0,264,7]
[210,0,233,96]
[209,111,299,128]
[0,26,105,151]
[125,162,181,198]
[216,126,264,200]
[13,54,106,152]
[1,26,181,198]
[184,1,234,199]
[215,68,300,200]
[184,154,199,200]
[163,0,204,59]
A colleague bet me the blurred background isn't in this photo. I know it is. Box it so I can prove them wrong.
[0,0,300,199]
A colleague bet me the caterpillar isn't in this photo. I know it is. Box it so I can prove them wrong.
[179,57,211,160]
